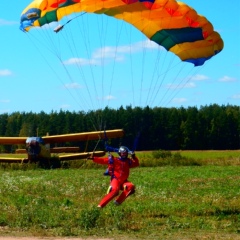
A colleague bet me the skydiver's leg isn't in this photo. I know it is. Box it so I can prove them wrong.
[114,181,135,205]
[98,178,120,208]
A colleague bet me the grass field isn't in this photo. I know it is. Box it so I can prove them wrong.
[0,150,239,239]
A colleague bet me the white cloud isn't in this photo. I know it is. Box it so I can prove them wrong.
[167,82,196,89]
[60,104,71,109]
[104,95,116,100]
[94,40,160,57]
[190,74,209,81]
[172,98,187,104]
[0,69,12,76]
[63,58,99,65]
[231,94,240,99]
[0,99,10,103]
[219,76,236,82]
[63,83,83,89]
[0,19,17,26]
[63,40,162,66]
[92,46,124,62]
[117,40,161,53]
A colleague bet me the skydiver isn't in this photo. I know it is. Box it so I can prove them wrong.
[88,146,139,208]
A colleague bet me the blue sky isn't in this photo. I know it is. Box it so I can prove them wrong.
[0,0,240,114]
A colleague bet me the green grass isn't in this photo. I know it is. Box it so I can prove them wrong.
[137,150,240,167]
[0,150,239,239]
[174,150,240,158]
[0,166,239,238]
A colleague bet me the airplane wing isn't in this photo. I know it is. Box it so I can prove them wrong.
[42,129,124,144]
[0,157,28,163]
[0,129,124,145]
[0,137,27,145]
[0,129,123,163]
[58,151,105,161]
[0,151,105,163]
[16,147,81,154]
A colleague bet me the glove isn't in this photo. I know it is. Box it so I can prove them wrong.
[130,152,135,158]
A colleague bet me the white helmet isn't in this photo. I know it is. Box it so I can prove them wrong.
[118,146,128,159]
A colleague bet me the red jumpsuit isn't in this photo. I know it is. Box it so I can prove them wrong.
[93,154,139,208]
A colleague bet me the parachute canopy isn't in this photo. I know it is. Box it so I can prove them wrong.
[20,0,223,67]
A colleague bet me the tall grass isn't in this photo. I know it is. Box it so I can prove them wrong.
[0,150,239,239]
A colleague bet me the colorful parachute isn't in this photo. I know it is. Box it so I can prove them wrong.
[20,0,223,67]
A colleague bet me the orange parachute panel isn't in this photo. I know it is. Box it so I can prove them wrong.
[20,0,224,66]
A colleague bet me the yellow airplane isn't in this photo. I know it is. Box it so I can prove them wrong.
[0,129,124,163]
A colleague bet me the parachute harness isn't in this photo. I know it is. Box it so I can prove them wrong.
[106,152,114,177]
[102,128,140,176]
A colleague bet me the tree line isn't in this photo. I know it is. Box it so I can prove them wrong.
[0,104,239,152]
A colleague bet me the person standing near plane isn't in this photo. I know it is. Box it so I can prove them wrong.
[88,146,139,208]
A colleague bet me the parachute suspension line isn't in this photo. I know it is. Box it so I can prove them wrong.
[74,13,121,132]
[58,57,92,109]
[27,11,103,132]
[74,13,102,112]
[72,13,126,132]
[139,37,148,108]
[54,12,86,33]
[94,14,110,130]
[91,134,102,154]
[153,14,182,108]
[89,121,111,156]
[98,15,107,109]
[126,15,135,108]
[83,125,101,153]
[26,19,93,112]
[106,20,124,108]
[142,9,162,108]
[50,31,95,112]
[158,14,206,108]
[144,44,166,107]
[97,18,125,133]
[54,9,105,131]
[25,32,84,109]
[95,18,125,134]
[80,14,116,131]
[146,49,171,107]
[56,16,97,111]
[57,9,98,112]
[28,26,62,59]
[103,126,109,149]
[91,16,126,132]
[163,64,205,107]
[146,13,181,107]
[153,53,187,107]
[145,8,178,107]
[74,14,110,132]
[157,60,190,106]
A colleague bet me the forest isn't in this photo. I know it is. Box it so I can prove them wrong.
[0,103,239,152]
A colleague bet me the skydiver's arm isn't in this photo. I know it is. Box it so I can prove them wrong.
[130,155,139,168]
[105,145,119,153]
[93,157,109,165]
